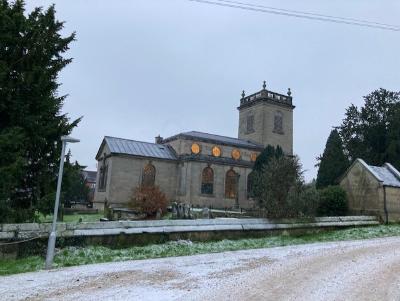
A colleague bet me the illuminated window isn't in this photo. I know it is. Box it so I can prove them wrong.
[201,167,214,195]
[231,149,241,160]
[142,163,156,187]
[212,146,221,157]
[225,169,238,199]
[191,143,201,154]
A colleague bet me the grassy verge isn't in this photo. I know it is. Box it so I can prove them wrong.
[36,212,104,223]
[62,213,104,223]
[1,224,400,276]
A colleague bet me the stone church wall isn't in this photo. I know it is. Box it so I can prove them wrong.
[93,144,112,210]
[94,155,178,209]
[165,139,183,154]
[238,101,293,154]
[165,138,260,161]
[238,102,265,148]
[94,151,257,210]
[261,103,293,155]
[178,161,255,209]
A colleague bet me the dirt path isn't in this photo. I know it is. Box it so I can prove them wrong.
[1,236,400,301]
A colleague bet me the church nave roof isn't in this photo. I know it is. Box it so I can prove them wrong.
[96,136,178,161]
[163,131,263,150]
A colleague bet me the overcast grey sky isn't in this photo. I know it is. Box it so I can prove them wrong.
[25,0,400,181]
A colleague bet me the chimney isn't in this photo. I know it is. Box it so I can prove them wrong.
[155,135,163,144]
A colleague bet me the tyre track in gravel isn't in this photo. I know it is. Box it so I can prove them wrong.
[207,237,400,301]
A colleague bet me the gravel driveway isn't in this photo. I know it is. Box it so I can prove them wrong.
[1,236,400,301]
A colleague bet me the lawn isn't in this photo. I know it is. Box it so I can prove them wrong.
[36,212,104,223]
[63,213,104,223]
[1,223,400,276]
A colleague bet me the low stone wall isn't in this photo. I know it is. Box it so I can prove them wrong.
[1,216,379,240]
[0,216,378,241]
[0,216,379,258]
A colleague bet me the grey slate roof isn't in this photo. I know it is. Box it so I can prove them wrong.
[357,159,400,188]
[101,136,177,161]
[163,131,263,150]
[369,165,400,188]
[81,170,97,183]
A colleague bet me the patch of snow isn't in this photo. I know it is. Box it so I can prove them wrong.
[1,237,400,300]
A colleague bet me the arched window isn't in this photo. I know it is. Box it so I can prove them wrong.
[201,167,214,195]
[225,169,238,199]
[142,163,156,187]
[274,111,284,134]
[247,172,255,198]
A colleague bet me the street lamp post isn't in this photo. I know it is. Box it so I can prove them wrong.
[45,135,80,269]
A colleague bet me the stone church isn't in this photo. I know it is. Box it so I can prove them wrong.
[93,82,294,210]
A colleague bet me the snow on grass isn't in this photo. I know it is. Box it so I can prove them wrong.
[2,224,400,276]
[0,256,43,275]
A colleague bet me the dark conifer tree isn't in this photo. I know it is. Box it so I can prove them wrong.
[253,145,284,172]
[0,1,80,222]
[386,103,400,169]
[316,129,349,189]
[62,153,89,209]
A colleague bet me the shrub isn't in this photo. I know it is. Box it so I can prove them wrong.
[253,155,305,218]
[287,184,320,218]
[317,186,348,216]
[129,186,167,217]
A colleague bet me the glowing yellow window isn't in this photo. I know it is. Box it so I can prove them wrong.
[191,143,201,154]
[231,149,241,160]
[250,153,258,162]
[212,146,221,157]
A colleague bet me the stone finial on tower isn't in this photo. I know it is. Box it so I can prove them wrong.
[241,90,245,99]
[262,80,266,90]
[287,88,292,96]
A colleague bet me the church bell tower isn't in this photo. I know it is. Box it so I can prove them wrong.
[237,81,295,155]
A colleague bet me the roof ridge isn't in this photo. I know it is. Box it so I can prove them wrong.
[340,159,400,188]
[183,130,263,145]
[186,130,244,140]
[356,159,384,182]
[384,163,400,181]
[105,135,158,146]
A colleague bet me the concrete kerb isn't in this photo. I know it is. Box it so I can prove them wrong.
[315,216,377,222]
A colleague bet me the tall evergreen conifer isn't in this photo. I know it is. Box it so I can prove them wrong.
[316,129,349,189]
[0,1,79,222]
[253,145,284,172]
